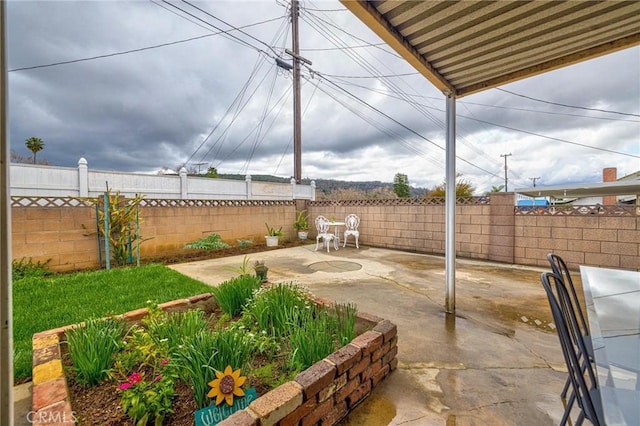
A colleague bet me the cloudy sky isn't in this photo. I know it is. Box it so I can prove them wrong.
[7,0,640,194]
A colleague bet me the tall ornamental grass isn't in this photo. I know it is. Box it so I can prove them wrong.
[211,275,262,316]
[145,308,210,352]
[242,283,313,338]
[173,329,256,409]
[66,318,127,386]
[289,302,358,370]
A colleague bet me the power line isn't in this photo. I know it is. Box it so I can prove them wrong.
[8,16,283,72]
[319,71,420,79]
[496,88,640,117]
[467,116,639,159]
[329,75,639,159]
[181,0,280,56]
[301,5,401,58]
[301,6,347,12]
[302,8,504,178]
[150,0,216,32]
[303,9,506,177]
[323,77,639,123]
[316,73,503,178]
[188,9,291,170]
[299,43,388,52]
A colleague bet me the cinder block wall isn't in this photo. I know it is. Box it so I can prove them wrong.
[12,203,297,271]
[307,199,493,261]
[515,215,640,270]
[11,206,99,271]
[139,204,296,257]
[12,195,639,272]
[307,194,639,271]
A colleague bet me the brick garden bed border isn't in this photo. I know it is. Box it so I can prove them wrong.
[31,293,398,426]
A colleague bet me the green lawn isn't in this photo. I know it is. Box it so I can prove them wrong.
[12,264,212,382]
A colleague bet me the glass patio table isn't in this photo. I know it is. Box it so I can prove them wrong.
[580,265,640,425]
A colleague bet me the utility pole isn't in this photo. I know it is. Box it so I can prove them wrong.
[291,0,301,183]
[529,177,541,187]
[500,153,512,192]
[281,1,310,183]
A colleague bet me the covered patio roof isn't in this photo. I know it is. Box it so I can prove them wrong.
[340,0,640,97]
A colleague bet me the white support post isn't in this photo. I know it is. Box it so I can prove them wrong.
[78,157,88,197]
[179,167,187,199]
[245,175,252,200]
[0,2,14,422]
[445,94,456,314]
[291,177,296,199]
[311,180,316,201]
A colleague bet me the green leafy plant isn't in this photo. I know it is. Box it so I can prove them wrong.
[184,233,231,251]
[332,302,358,346]
[88,186,148,267]
[237,239,254,250]
[242,283,313,338]
[211,275,262,316]
[293,210,309,231]
[265,223,284,237]
[118,361,176,426]
[290,307,337,370]
[224,255,252,276]
[11,257,52,281]
[112,325,159,377]
[66,318,127,386]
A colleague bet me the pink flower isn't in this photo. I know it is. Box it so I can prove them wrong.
[118,382,132,390]
[160,359,169,366]
[154,375,162,382]
[128,372,142,384]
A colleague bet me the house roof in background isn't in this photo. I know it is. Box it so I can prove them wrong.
[341,0,640,97]
[515,180,640,199]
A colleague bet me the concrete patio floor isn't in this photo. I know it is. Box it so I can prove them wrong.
[169,244,569,426]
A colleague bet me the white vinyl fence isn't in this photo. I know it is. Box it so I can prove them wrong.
[10,158,315,200]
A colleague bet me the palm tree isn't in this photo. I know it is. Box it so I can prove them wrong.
[25,137,45,164]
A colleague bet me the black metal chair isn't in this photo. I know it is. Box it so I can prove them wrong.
[541,271,604,425]
[547,254,592,346]
[547,253,594,397]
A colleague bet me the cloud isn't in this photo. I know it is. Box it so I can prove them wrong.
[7,1,639,194]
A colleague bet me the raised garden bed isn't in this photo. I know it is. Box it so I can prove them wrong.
[31,294,397,426]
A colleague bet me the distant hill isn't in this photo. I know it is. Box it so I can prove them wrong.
[217,174,428,197]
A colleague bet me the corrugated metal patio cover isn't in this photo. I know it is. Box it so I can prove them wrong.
[341,0,640,97]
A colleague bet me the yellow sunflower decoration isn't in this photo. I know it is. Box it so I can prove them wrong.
[207,366,247,406]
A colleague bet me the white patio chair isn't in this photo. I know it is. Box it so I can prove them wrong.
[315,215,337,253]
[343,214,360,248]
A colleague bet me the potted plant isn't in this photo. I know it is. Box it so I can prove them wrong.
[293,210,309,240]
[253,260,268,282]
[264,223,283,247]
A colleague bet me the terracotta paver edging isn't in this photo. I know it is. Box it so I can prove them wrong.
[31,293,398,426]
